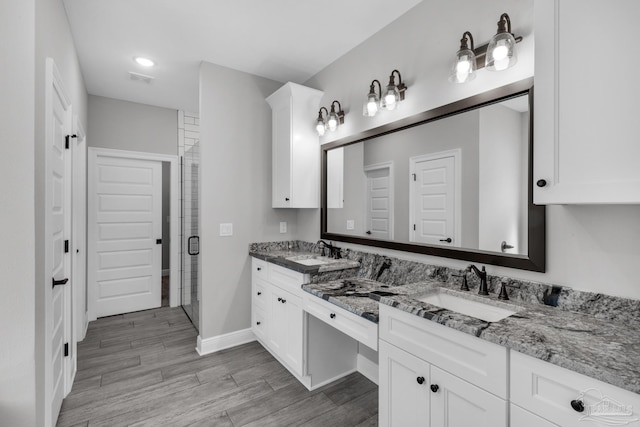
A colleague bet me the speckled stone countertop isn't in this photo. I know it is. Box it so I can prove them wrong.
[303,278,640,395]
[249,242,360,274]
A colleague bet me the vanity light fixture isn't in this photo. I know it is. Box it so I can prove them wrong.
[315,102,344,136]
[315,107,328,136]
[363,79,382,117]
[450,31,477,83]
[486,13,518,71]
[449,13,521,83]
[326,100,345,132]
[381,70,406,111]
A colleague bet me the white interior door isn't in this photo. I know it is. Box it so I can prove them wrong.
[365,163,393,240]
[88,152,162,318]
[410,151,460,246]
[47,58,72,426]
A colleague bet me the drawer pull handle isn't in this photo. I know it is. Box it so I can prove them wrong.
[430,384,439,393]
[570,399,585,413]
[256,321,261,325]
[257,267,262,271]
[416,376,425,385]
[281,299,286,304]
[257,292,262,296]
[277,297,282,302]
[330,313,336,319]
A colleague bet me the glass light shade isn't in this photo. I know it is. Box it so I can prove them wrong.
[449,48,477,83]
[363,92,380,117]
[486,32,517,71]
[381,85,400,110]
[315,118,326,136]
[327,112,339,131]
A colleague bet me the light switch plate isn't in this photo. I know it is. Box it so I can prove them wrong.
[280,222,287,233]
[220,223,233,236]
[346,220,355,230]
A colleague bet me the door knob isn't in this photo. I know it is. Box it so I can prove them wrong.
[570,399,585,413]
[439,238,452,243]
[416,376,425,385]
[430,384,439,393]
[330,313,336,319]
[536,179,547,187]
[52,278,69,288]
[366,230,372,235]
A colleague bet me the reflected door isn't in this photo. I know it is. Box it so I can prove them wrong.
[181,143,200,330]
[410,151,459,246]
[365,164,393,240]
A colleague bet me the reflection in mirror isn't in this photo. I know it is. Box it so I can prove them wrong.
[327,94,529,255]
[322,80,545,272]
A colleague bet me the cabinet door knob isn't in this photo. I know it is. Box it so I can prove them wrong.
[256,321,261,325]
[416,376,425,385]
[536,179,547,187]
[277,297,282,302]
[257,267,262,271]
[430,384,439,393]
[257,291,262,296]
[285,197,290,201]
[281,299,286,304]
[570,399,585,413]
[330,313,336,319]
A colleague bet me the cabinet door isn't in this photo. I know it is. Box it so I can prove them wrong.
[379,340,430,427]
[511,404,558,427]
[534,0,640,204]
[430,366,507,427]
[269,285,303,376]
[271,101,292,208]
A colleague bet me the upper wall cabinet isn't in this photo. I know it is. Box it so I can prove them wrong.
[267,83,324,208]
[534,0,640,204]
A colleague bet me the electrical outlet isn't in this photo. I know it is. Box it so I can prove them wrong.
[346,220,355,230]
[219,223,233,236]
[280,222,287,233]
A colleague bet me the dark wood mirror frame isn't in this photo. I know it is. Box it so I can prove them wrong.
[320,78,545,272]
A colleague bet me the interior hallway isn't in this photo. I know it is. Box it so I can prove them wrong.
[56,307,378,426]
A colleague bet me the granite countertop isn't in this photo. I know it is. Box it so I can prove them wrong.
[303,279,640,395]
[249,248,360,274]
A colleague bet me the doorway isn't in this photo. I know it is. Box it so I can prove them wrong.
[364,162,394,240]
[87,148,180,321]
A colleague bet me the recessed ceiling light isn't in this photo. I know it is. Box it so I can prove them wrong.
[134,57,155,67]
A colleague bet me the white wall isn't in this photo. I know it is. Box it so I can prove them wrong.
[0,1,36,425]
[88,95,177,155]
[199,62,298,339]
[298,0,640,300]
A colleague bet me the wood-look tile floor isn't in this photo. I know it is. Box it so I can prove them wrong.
[57,306,378,427]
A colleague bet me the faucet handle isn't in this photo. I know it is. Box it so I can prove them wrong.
[498,278,510,300]
[452,272,469,291]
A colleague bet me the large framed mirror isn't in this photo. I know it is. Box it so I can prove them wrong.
[321,79,545,272]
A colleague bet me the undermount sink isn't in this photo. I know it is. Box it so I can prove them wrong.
[417,288,520,322]
[285,255,334,266]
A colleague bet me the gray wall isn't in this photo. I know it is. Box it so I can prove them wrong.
[199,62,298,339]
[88,95,177,155]
[297,0,640,300]
[0,1,36,425]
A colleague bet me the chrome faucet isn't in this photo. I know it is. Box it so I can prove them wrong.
[466,264,489,296]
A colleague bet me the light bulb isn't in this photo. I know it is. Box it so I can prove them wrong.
[367,99,378,116]
[327,116,338,131]
[492,44,509,61]
[134,57,155,67]
[384,92,397,110]
[316,121,326,136]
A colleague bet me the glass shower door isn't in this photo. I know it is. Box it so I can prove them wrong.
[181,143,200,330]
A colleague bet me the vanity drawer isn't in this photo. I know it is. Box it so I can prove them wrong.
[252,258,268,281]
[252,305,268,342]
[252,278,268,311]
[303,293,378,350]
[379,304,507,399]
[269,263,305,294]
[511,350,640,427]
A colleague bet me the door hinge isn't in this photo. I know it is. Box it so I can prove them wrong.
[64,240,69,253]
[413,224,416,231]
[64,342,69,357]
[65,134,77,149]
[412,173,416,181]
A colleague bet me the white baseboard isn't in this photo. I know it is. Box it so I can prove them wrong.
[357,353,379,385]
[196,328,256,356]
[162,269,170,277]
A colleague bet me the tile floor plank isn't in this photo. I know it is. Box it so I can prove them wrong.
[57,307,379,427]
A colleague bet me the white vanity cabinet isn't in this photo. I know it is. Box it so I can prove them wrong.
[511,350,640,427]
[251,258,307,377]
[266,82,324,208]
[534,0,640,204]
[378,305,508,427]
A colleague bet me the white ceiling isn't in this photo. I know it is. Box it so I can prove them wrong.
[62,0,423,112]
